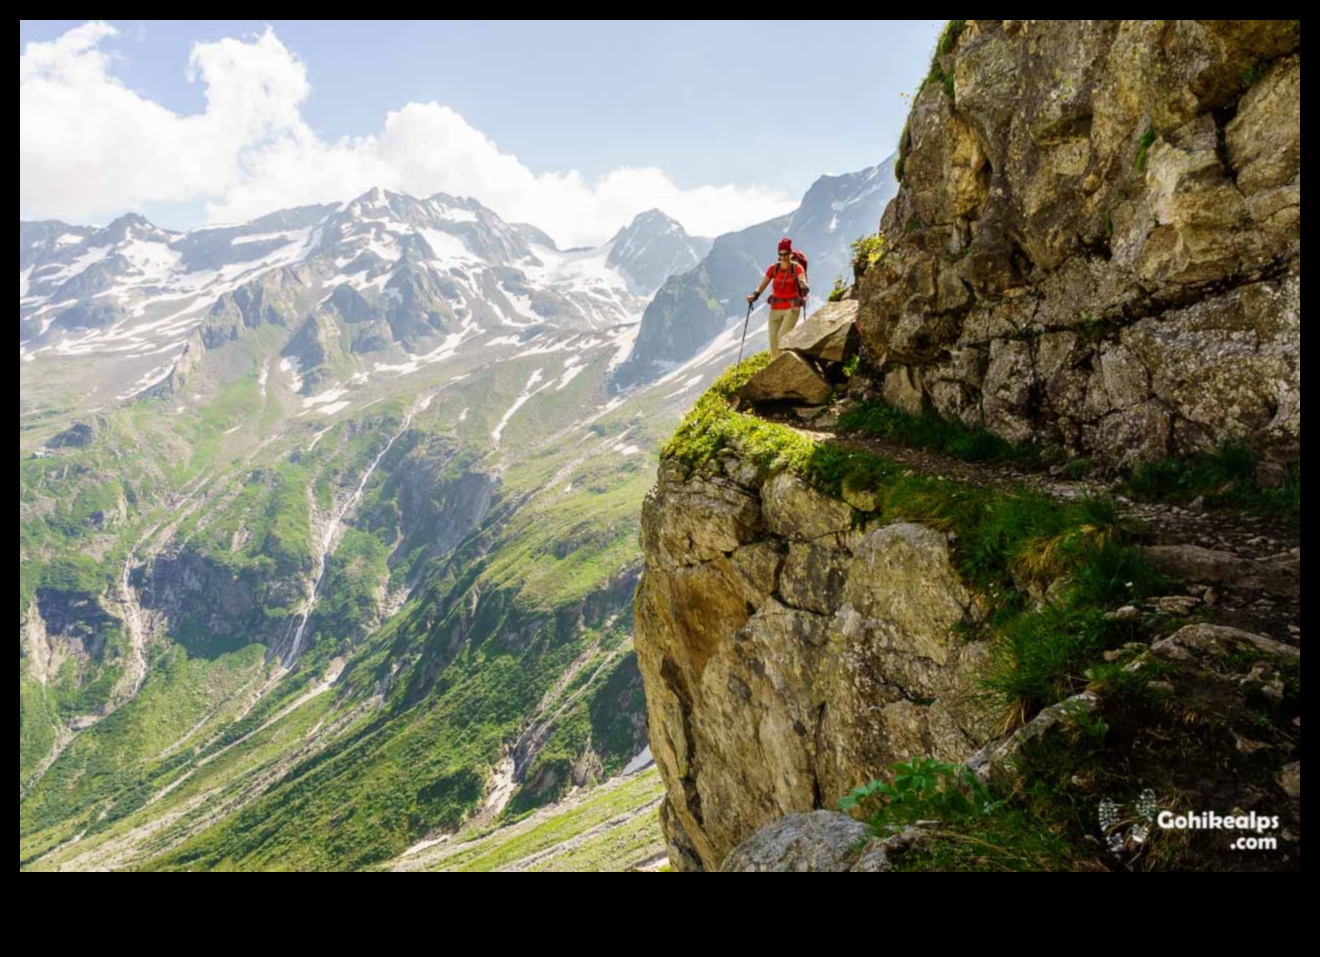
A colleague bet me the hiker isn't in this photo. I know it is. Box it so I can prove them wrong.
[748,238,809,358]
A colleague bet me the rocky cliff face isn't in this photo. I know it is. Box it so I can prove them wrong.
[635,456,998,871]
[636,426,1301,873]
[635,20,1302,872]
[859,20,1300,467]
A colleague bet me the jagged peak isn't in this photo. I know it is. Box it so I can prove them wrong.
[613,208,687,242]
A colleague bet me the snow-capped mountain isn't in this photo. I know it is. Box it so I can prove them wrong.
[19,165,890,873]
[612,159,898,389]
[20,189,697,404]
[605,209,712,295]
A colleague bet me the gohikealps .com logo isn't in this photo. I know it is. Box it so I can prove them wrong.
[1158,810,1283,851]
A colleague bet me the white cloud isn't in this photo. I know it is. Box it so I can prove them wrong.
[19,23,797,246]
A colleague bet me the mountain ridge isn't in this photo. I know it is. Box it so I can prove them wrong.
[20,158,898,870]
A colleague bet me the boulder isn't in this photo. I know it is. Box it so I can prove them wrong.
[1142,545,1300,599]
[720,812,872,872]
[49,421,97,448]
[1278,763,1301,800]
[780,300,860,363]
[761,472,854,543]
[1151,624,1300,663]
[640,466,763,569]
[967,692,1102,784]
[739,352,832,406]
[840,524,972,663]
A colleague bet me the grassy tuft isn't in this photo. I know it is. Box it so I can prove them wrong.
[1134,125,1157,173]
[1060,457,1093,481]
[839,756,1085,872]
[1125,444,1299,521]
[895,123,911,184]
[839,399,1040,467]
[922,20,968,100]
[939,20,968,57]
[851,234,886,277]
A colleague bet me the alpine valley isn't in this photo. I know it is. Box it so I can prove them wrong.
[19,167,896,870]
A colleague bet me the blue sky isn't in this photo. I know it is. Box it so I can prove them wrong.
[19,20,943,244]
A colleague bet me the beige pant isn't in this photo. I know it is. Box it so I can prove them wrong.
[768,307,801,358]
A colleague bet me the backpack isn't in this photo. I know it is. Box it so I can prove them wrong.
[789,248,809,283]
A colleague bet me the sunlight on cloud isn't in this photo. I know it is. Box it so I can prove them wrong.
[19,22,797,245]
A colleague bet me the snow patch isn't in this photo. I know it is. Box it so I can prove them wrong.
[581,396,626,427]
[428,199,479,224]
[419,228,472,263]
[37,245,111,285]
[514,336,582,359]
[280,356,305,394]
[116,358,180,400]
[664,374,705,398]
[231,230,301,246]
[304,385,349,408]
[492,368,549,445]
[557,357,587,390]
[120,239,182,282]
[607,324,641,371]
[371,322,480,378]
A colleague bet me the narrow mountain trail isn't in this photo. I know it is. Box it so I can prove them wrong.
[762,407,1301,643]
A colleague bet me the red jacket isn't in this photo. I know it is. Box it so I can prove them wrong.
[765,263,805,305]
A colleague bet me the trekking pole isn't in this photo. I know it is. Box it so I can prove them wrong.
[736,299,755,370]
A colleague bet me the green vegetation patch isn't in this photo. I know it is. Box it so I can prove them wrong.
[850,234,886,276]
[664,363,1172,729]
[420,769,664,872]
[839,399,1041,466]
[1134,124,1157,173]
[1124,444,1299,521]
[840,758,1086,872]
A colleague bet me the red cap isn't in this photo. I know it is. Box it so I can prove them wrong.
[778,238,793,253]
